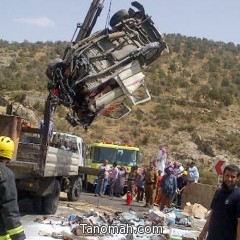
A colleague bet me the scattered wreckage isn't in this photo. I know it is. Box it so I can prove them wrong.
[32,205,205,240]
[46,0,169,129]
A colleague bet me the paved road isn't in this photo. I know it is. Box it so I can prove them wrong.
[18,191,152,239]
[76,191,149,213]
[19,191,149,215]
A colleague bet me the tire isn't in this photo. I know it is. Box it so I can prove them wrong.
[32,196,43,214]
[67,179,82,201]
[42,180,61,214]
[86,182,95,193]
[110,9,129,28]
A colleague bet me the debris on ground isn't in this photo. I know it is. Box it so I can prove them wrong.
[182,202,208,219]
[34,203,207,240]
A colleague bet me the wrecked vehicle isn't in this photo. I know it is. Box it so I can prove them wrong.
[46,0,169,129]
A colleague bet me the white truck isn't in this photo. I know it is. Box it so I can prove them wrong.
[0,101,85,214]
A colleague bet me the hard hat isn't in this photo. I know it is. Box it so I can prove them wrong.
[182,170,188,175]
[0,136,14,160]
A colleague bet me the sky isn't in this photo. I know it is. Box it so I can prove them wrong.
[1,0,240,45]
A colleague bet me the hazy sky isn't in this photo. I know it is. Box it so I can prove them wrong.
[1,0,240,44]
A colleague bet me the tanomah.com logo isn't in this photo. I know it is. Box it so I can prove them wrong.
[79,223,163,235]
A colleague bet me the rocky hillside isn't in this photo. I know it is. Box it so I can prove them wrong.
[0,35,240,184]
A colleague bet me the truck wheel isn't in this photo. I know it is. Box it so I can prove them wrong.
[67,179,82,201]
[110,9,129,28]
[42,180,61,214]
[33,196,44,214]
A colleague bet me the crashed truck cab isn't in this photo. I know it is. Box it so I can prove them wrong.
[46,1,169,128]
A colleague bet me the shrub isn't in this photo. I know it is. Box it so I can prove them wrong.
[56,105,68,118]
[199,169,218,185]
[12,92,26,103]
[175,124,195,133]
[141,135,149,145]
[221,78,230,87]
[33,101,44,113]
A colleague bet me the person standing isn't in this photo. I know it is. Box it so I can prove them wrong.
[0,136,26,240]
[108,162,119,198]
[173,161,184,177]
[175,170,188,208]
[156,146,167,174]
[155,170,163,205]
[127,165,138,196]
[160,166,177,210]
[144,164,158,207]
[136,168,145,202]
[187,161,199,183]
[114,165,127,197]
[199,164,240,240]
[94,159,110,196]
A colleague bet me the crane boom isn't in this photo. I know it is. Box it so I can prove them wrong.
[75,0,104,42]
[63,0,104,63]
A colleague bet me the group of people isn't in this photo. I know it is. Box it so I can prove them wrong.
[94,160,128,198]
[93,154,199,210]
[155,146,200,182]
[126,160,194,209]
[151,146,200,207]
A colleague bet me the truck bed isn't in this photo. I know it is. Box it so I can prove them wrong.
[8,143,79,179]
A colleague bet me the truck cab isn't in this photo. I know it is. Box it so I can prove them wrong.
[51,131,85,167]
[84,141,141,192]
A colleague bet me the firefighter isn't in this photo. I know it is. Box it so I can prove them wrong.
[0,136,26,240]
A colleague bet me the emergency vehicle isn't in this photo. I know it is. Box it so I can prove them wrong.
[85,141,141,190]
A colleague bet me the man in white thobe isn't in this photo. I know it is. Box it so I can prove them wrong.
[156,146,167,174]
